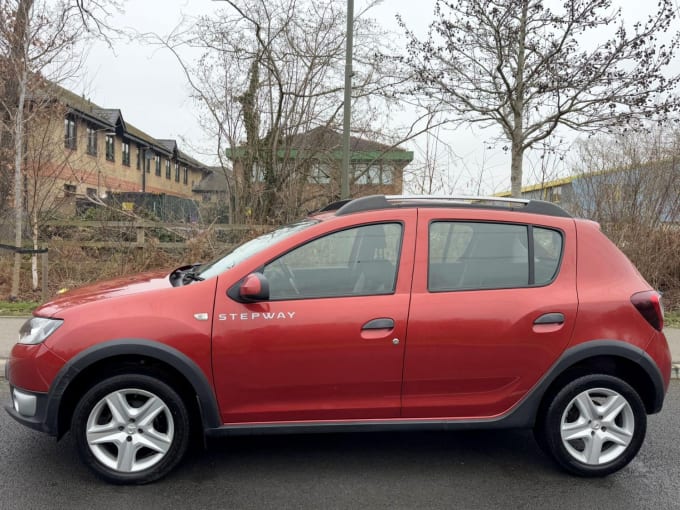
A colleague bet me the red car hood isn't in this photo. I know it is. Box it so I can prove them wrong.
[35,270,171,317]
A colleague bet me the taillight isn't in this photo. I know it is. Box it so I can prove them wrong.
[631,291,664,331]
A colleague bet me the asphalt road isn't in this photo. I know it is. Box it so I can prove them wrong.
[1,381,679,510]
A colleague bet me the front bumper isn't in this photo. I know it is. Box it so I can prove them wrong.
[5,384,52,434]
[4,345,60,436]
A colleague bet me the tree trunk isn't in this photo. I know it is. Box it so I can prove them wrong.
[510,0,529,199]
[9,1,33,299]
[10,70,27,298]
[31,208,39,290]
[510,140,524,198]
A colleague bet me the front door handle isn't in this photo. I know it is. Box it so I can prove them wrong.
[534,313,565,325]
[362,318,395,330]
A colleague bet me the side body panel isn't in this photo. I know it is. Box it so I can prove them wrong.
[402,209,578,418]
[10,277,217,393]
[211,210,418,423]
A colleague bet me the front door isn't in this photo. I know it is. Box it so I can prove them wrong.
[211,212,416,424]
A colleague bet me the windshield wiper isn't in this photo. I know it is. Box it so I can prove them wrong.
[183,271,204,282]
[182,263,204,284]
[170,263,204,286]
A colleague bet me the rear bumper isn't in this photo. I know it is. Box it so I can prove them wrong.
[644,329,672,393]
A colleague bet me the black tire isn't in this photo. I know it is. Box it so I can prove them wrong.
[536,374,646,477]
[72,374,190,484]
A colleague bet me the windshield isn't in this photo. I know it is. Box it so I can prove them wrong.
[196,219,318,280]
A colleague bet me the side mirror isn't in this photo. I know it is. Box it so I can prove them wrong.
[236,272,270,302]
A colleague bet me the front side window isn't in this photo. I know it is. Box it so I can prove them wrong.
[175,162,180,182]
[105,135,115,161]
[182,166,188,184]
[155,155,161,176]
[263,223,403,300]
[428,222,563,291]
[165,159,171,179]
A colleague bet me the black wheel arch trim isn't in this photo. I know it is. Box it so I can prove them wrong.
[44,339,221,438]
[495,339,666,429]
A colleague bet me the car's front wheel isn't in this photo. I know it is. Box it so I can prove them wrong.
[536,374,646,477]
[72,374,190,484]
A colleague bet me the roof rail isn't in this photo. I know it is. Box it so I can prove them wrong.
[316,199,352,213]
[333,194,571,218]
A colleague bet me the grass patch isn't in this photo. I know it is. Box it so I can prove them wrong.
[666,310,680,329]
[0,301,38,316]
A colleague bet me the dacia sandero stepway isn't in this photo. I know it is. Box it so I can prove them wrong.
[6,195,671,484]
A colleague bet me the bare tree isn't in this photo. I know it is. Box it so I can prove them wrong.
[569,129,680,305]
[400,0,680,197]
[150,0,433,224]
[0,0,124,299]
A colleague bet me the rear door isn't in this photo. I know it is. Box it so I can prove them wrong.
[211,210,417,424]
[402,209,577,419]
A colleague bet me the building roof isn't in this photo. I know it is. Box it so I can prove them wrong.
[193,167,233,193]
[226,126,414,163]
[495,176,576,197]
[48,82,208,171]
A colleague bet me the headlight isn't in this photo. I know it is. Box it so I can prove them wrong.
[18,317,63,345]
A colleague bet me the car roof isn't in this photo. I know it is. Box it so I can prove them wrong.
[314,195,571,219]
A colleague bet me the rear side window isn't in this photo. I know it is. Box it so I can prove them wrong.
[428,222,562,291]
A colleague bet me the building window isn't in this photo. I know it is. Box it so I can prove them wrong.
[155,155,161,176]
[353,164,382,185]
[122,141,130,166]
[136,145,141,170]
[105,134,115,161]
[86,126,97,156]
[165,159,171,180]
[352,163,393,185]
[64,116,77,149]
[63,183,77,196]
[175,162,180,182]
[381,165,394,185]
[309,163,331,184]
[182,166,188,185]
[86,187,97,198]
[250,162,265,182]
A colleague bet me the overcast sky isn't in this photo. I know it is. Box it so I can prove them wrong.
[67,0,675,194]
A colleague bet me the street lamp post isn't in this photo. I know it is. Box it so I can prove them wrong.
[340,0,354,200]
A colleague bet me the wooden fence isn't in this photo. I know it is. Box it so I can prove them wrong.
[1,220,270,299]
[37,220,269,250]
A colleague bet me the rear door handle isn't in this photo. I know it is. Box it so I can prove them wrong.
[362,318,395,330]
[534,313,565,325]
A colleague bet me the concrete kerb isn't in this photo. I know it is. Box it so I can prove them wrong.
[0,315,679,380]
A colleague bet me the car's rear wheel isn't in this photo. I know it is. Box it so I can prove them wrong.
[536,374,646,477]
[72,374,190,484]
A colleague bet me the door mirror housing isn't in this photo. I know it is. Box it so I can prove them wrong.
[232,272,269,302]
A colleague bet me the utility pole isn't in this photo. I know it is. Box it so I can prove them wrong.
[341,0,354,200]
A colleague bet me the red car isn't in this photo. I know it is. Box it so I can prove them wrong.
[5,195,671,484]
